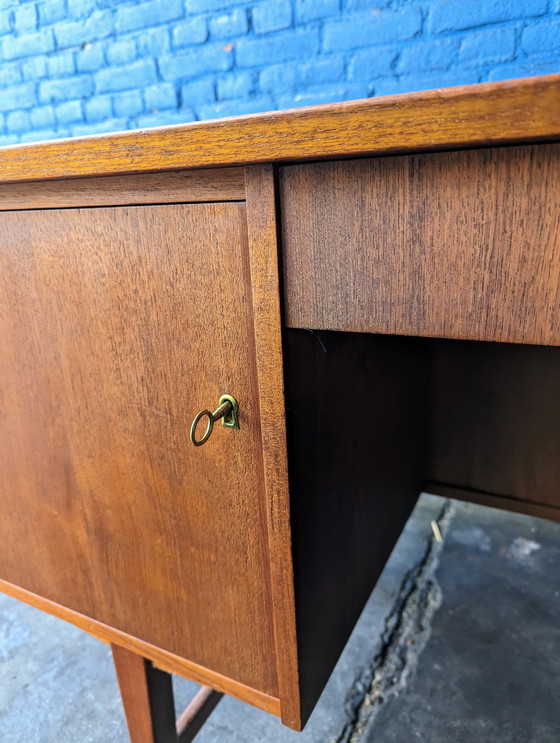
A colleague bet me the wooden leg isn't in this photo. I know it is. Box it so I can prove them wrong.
[111,644,224,743]
[112,644,178,743]
[176,687,224,743]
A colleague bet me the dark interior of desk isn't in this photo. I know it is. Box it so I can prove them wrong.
[283,328,560,722]
[428,338,560,515]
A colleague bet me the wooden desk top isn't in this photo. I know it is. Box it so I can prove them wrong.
[0,74,560,183]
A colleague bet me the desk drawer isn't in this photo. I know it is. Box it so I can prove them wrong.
[280,144,560,346]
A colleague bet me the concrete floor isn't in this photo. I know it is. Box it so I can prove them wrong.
[1,494,559,742]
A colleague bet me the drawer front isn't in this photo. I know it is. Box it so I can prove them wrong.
[0,202,278,696]
[280,144,560,346]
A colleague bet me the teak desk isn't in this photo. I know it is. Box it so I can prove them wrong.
[0,74,559,741]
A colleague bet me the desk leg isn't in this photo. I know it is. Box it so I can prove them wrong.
[111,644,224,743]
[112,644,177,743]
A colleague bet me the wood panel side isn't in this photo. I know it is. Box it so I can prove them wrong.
[428,340,560,510]
[0,167,245,209]
[0,578,281,716]
[280,145,560,347]
[244,165,301,730]
[0,75,559,183]
[284,329,430,724]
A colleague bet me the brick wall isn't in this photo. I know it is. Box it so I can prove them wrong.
[0,0,559,145]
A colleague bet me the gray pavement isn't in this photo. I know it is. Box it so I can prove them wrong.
[363,499,560,743]
[0,494,559,742]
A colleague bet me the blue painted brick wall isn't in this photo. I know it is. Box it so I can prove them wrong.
[0,0,559,145]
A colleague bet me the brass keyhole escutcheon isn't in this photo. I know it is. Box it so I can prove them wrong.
[190,394,239,447]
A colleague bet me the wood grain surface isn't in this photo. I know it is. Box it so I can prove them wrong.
[283,329,430,723]
[0,167,245,210]
[0,577,280,715]
[0,75,559,183]
[244,166,301,730]
[428,340,560,509]
[0,202,278,697]
[280,144,560,346]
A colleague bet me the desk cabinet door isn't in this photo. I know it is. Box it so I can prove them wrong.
[0,203,279,698]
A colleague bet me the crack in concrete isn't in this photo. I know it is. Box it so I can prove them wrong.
[336,500,455,743]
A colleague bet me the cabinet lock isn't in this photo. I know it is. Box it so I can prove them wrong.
[190,394,239,447]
